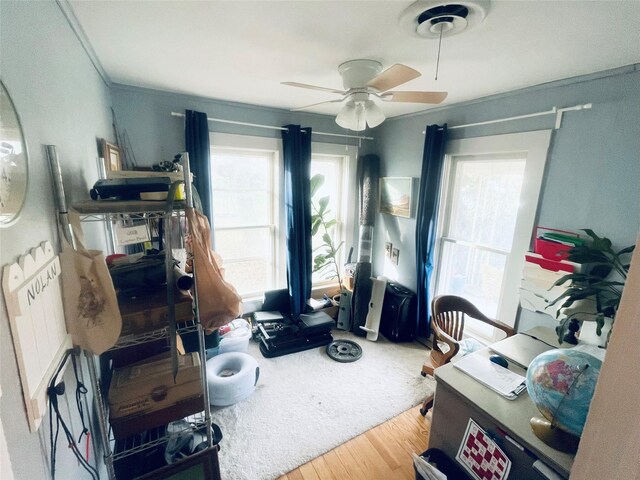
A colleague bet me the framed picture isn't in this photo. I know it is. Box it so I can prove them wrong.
[384,242,393,258]
[101,139,122,171]
[379,177,413,218]
[391,248,400,265]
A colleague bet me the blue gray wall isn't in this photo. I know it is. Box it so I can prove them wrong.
[372,65,640,332]
[110,84,363,167]
[0,2,113,478]
[110,84,367,276]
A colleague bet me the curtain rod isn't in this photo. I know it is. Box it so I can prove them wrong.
[171,112,374,141]
[422,103,592,134]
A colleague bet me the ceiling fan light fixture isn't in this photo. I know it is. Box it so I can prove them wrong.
[286,57,449,127]
[336,101,357,130]
[354,103,367,131]
[364,100,385,128]
[336,99,385,131]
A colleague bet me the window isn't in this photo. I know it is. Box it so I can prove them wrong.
[209,134,356,300]
[434,130,552,341]
[310,152,348,286]
[210,134,281,299]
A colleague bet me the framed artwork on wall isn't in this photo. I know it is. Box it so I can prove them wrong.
[379,177,413,218]
[101,139,122,171]
[391,248,400,265]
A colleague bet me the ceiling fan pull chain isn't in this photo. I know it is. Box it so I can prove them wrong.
[435,26,443,80]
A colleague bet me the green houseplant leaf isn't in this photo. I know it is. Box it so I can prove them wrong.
[310,174,343,291]
[549,229,634,345]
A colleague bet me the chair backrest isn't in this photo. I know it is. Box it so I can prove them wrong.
[429,295,515,369]
[431,295,493,340]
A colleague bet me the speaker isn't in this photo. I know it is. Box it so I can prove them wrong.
[379,282,416,342]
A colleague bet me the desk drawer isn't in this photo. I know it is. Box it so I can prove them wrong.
[429,382,568,479]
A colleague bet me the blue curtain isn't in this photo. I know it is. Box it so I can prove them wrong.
[415,124,447,338]
[282,124,313,318]
[185,110,213,225]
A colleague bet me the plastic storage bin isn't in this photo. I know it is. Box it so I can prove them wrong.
[415,448,471,480]
[218,327,252,354]
[201,319,253,359]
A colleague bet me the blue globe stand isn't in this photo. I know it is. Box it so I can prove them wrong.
[530,416,580,453]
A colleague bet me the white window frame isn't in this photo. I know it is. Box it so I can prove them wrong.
[434,130,552,340]
[209,133,285,297]
[209,133,357,300]
[310,143,358,293]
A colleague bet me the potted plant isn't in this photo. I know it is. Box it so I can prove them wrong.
[549,229,634,346]
[310,174,344,297]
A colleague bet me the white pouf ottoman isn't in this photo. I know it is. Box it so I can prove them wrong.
[206,352,259,406]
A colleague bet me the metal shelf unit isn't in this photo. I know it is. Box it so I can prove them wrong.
[109,320,199,351]
[73,156,214,480]
[111,412,208,461]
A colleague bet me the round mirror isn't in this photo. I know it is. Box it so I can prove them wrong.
[0,81,29,227]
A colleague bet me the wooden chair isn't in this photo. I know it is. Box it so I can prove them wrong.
[420,295,515,415]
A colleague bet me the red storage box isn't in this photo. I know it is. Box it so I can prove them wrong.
[533,227,580,261]
[525,253,575,273]
[534,238,572,260]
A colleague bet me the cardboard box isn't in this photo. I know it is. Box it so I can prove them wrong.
[109,352,203,439]
[118,287,193,336]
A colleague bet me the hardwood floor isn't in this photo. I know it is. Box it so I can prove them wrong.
[278,405,431,480]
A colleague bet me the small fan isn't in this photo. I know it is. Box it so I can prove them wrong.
[282,59,447,130]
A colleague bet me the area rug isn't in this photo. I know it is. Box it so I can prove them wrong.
[211,330,435,480]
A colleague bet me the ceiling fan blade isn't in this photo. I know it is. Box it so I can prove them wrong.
[291,99,344,112]
[367,64,421,92]
[281,81,346,95]
[383,91,448,104]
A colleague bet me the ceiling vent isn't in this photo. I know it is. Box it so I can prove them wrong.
[400,0,490,39]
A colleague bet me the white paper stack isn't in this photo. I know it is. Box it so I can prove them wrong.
[453,352,526,399]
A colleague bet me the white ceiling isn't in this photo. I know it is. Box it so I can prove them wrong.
[69,0,640,120]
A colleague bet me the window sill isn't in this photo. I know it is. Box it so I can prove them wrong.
[311,283,341,300]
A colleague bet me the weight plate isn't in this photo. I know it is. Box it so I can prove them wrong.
[326,339,362,363]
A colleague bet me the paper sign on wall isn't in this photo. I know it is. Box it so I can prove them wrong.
[115,223,150,246]
[2,241,72,432]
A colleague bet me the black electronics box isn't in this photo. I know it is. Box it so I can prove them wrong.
[380,282,417,342]
[90,177,172,200]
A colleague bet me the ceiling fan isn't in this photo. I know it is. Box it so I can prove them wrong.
[282,59,447,131]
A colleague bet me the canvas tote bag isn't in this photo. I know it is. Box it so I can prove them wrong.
[186,207,241,330]
[59,211,122,354]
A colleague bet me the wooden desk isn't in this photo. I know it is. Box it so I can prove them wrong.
[428,329,574,479]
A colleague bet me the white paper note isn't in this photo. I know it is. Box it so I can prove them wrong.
[453,352,526,399]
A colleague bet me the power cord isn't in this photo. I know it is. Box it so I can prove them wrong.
[71,353,89,444]
[48,349,99,480]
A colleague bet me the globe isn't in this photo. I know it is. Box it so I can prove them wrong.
[526,349,602,438]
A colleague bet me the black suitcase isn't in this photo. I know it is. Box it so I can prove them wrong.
[380,282,416,342]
